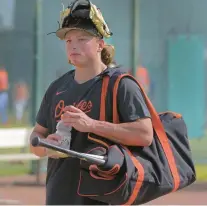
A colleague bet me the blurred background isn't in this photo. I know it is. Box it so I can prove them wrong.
[0,0,206,205]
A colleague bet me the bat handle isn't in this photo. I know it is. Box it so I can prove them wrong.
[31,136,106,165]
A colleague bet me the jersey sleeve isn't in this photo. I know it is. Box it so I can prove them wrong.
[117,77,151,123]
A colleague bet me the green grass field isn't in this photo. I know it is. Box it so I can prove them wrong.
[0,162,30,176]
[195,165,207,181]
[0,137,206,181]
[190,137,207,163]
[188,137,207,181]
[0,148,30,176]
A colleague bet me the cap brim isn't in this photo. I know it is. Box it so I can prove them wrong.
[56,27,99,40]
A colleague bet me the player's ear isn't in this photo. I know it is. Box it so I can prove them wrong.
[97,38,105,52]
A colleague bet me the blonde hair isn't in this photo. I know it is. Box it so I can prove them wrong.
[101,44,115,66]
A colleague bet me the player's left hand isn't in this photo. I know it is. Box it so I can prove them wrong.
[61,105,95,133]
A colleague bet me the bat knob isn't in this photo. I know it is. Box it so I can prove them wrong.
[31,136,41,147]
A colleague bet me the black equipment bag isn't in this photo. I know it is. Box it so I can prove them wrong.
[77,69,196,205]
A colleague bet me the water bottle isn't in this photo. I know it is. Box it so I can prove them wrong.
[56,120,72,149]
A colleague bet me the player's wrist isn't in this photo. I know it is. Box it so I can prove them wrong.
[89,119,98,133]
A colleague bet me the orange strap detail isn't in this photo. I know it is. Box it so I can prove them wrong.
[159,111,182,118]
[112,74,180,204]
[123,147,145,205]
[88,76,110,148]
[112,75,145,205]
[99,76,144,204]
[100,76,110,121]
[88,133,109,149]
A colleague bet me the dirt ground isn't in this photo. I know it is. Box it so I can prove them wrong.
[0,174,206,205]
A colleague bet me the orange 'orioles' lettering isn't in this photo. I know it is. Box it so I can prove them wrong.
[55,100,93,122]
[55,100,65,119]
[73,100,92,114]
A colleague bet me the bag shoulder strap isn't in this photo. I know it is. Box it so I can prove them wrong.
[111,74,180,191]
[100,74,180,205]
[101,74,145,205]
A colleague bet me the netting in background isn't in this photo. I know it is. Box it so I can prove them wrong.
[0,0,206,171]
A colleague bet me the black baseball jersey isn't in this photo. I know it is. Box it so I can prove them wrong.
[36,69,150,205]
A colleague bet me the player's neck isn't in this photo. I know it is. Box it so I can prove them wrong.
[74,62,107,84]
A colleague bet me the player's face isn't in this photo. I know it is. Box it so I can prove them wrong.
[65,30,104,67]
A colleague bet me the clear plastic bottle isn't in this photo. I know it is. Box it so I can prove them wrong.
[56,120,72,149]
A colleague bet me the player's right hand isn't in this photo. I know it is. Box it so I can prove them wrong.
[45,134,62,159]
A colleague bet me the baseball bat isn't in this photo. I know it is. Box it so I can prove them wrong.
[31,136,106,165]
